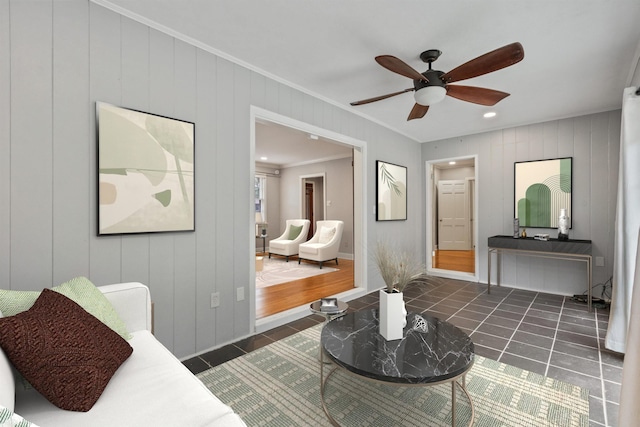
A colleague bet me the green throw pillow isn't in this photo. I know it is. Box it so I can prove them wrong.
[0,290,39,318]
[0,277,131,340]
[288,224,303,240]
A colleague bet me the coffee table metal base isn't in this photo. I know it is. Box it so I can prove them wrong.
[319,351,475,427]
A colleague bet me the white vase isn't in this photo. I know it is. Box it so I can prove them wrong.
[379,289,407,341]
[558,208,569,240]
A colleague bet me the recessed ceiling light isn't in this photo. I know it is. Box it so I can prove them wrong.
[260,156,268,161]
[449,161,456,165]
[309,134,319,140]
[483,112,497,118]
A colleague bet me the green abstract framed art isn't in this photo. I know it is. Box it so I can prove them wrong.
[96,102,195,235]
[514,157,572,229]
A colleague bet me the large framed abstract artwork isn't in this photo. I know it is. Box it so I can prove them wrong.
[514,157,572,229]
[96,102,195,235]
[376,160,407,221]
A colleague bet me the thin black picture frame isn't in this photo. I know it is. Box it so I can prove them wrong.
[514,157,572,229]
[96,102,195,235]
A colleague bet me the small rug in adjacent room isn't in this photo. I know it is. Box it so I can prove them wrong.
[197,324,589,427]
[256,257,337,288]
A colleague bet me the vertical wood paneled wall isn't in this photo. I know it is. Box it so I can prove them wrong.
[0,0,420,358]
[422,111,621,296]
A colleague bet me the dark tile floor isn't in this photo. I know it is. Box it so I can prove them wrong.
[183,277,623,427]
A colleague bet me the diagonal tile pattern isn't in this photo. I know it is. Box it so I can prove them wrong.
[184,277,623,427]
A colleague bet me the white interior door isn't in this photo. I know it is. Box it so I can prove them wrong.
[438,180,470,250]
[468,177,476,249]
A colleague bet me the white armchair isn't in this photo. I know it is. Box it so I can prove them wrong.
[268,219,311,261]
[298,220,344,269]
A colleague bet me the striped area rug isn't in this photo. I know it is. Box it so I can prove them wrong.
[197,324,589,426]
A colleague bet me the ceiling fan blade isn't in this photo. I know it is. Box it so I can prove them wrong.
[350,88,415,106]
[441,42,524,84]
[446,85,510,106]
[375,55,428,82]
[407,103,429,121]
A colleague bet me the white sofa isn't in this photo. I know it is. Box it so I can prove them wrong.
[298,220,344,269]
[0,282,246,427]
[268,219,311,261]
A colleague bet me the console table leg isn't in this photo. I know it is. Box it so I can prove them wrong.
[487,249,492,294]
[497,251,501,287]
[487,249,503,294]
[588,257,593,312]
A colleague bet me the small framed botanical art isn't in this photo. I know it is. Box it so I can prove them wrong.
[96,102,195,235]
[376,160,407,221]
[514,157,572,228]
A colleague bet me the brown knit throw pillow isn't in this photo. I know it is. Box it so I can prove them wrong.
[0,289,132,411]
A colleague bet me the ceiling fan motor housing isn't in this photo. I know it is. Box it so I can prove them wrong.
[415,70,445,90]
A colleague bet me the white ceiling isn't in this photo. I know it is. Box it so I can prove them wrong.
[255,121,352,168]
[101,0,640,147]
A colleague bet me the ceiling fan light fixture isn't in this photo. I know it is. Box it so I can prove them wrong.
[351,43,524,120]
[414,86,446,106]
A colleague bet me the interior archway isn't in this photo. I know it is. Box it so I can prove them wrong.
[250,106,368,333]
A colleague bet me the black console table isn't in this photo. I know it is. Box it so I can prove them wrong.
[487,235,593,311]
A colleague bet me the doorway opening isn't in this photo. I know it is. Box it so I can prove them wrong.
[250,106,368,333]
[300,174,326,240]
[426,156,478,281]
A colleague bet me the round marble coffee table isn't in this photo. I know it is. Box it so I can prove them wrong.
[320,309,475,427]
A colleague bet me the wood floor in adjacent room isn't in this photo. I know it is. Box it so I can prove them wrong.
[433,249,475,273]
[257,250,473,318]
[255,256,354,319]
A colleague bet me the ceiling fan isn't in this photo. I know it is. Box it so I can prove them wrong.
[350,42,524,120]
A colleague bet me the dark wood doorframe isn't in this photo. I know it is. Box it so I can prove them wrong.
[305,182,314,239]
[300,173,326,236]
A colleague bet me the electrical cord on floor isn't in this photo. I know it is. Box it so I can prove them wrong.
[596,276,613,300]
[571,276,612,308]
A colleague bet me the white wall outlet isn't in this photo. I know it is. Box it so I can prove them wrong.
[595,256,605,267]
[236,287,245,301]
[210,292,220,308]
